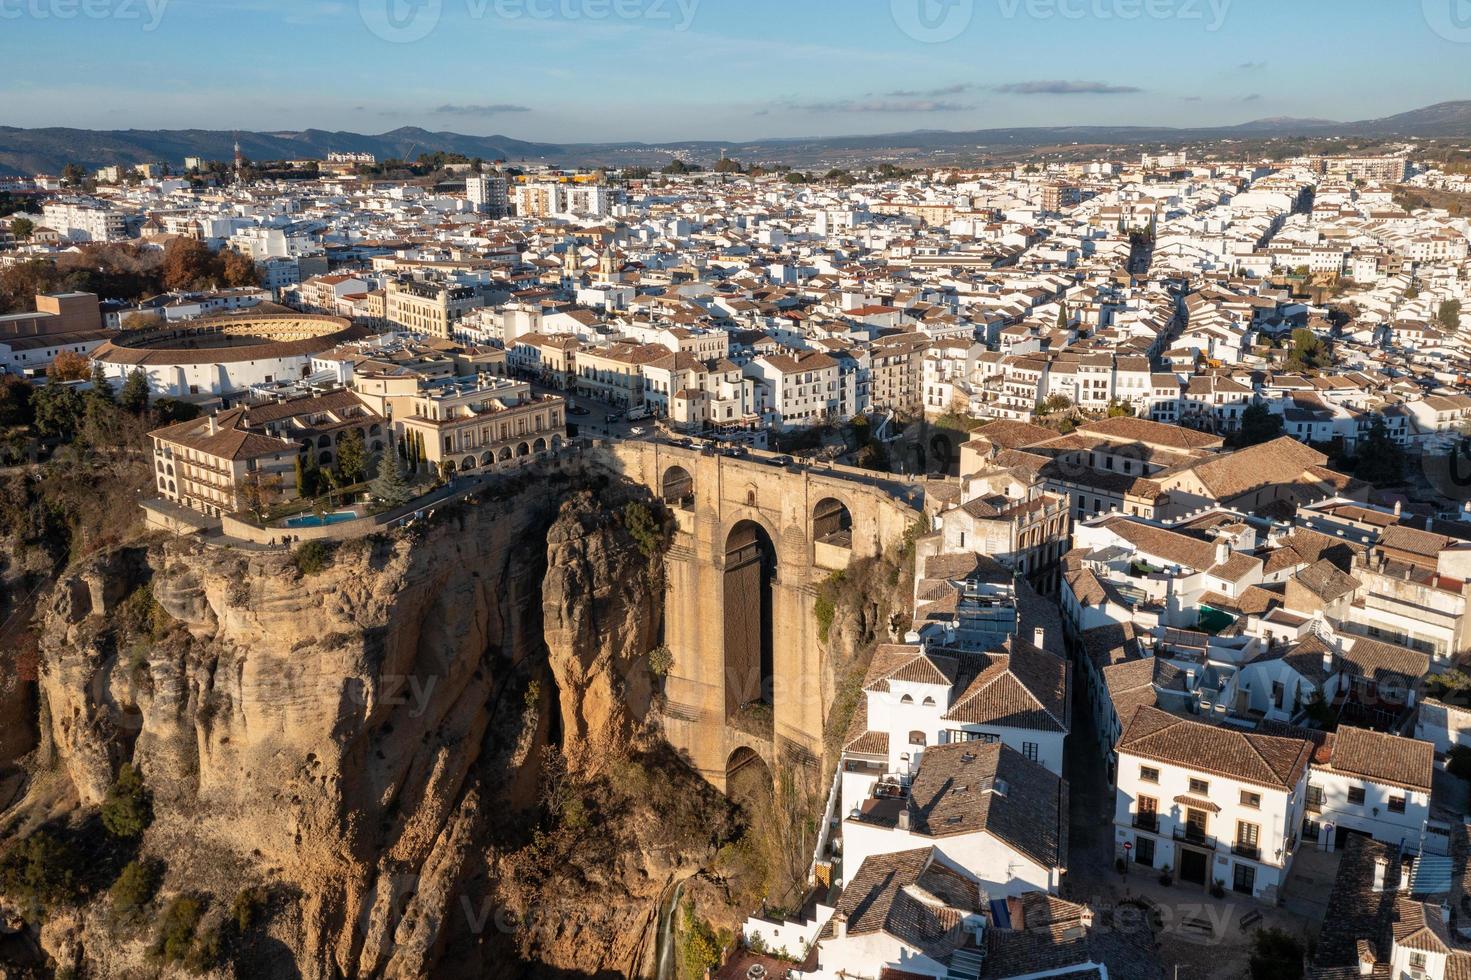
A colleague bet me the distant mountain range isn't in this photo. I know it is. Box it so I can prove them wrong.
[3,101,1471,177]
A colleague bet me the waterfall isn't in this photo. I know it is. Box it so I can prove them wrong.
[653,877,688,980]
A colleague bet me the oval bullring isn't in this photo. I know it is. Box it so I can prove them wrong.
[94,313,368,401]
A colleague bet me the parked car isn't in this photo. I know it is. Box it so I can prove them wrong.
[720,445,748,458]
[567,403,590,416]
[630,426,648,436]
[771,455,794,467]
[605,412,623,424]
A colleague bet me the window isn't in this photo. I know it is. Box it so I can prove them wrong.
[1233,863,1256,895]
[1388,795,1406,814]
[1348,786,1366,806]
[1140,766,1160,784]
[1411,952,1427,971]
[1306,785,1325,813]
[922,697,936,707]
[900,694,914,705]
[1022,742,1039,761]
[1240,791,1261,809]
[1189,778,1210,796]
[909,731,926,747]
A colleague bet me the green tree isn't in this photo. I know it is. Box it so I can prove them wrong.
[1438,298,1463,332]
[1284,327,1329,373]
[101,764,153,838]
[1354,417,1404,485]
[110,858,165,916]
[61,163,86,187]
[87,362,115,408]
[119,369,150,415]
[334,429,367,485]
[0,830,84,915]
[1447,745,1471,781]
[1056,302,1069,332]
[1237,402,1283,447]
[9,217,34,241]
[370,448,413,508]
[1249,927,1304,980]
[0,373,34,428]
[32,380,84,441]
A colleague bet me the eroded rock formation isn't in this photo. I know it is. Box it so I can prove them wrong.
[3,475,730,978]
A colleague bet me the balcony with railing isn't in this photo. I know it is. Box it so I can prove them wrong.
[1132,813,1159,833]
[1232,842,1262,861]
[1173,825,1218,851]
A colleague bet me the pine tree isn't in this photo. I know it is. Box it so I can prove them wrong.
[1056,303,1069,332]
[119,369,150,415]
[371,448,413,508]
[88,362,116,406]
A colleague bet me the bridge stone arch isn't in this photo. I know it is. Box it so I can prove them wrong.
[601,441,921,792]
[724,519,777,721]
[660,464,695,510]
[812,495,855,545]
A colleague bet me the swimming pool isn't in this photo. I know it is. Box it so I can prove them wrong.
[284,511,358,528]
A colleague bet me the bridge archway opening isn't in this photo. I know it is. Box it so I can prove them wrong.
[725,746,773,810]
[661,465,695,511]
[813,497,854,547]
[724,520,776,723]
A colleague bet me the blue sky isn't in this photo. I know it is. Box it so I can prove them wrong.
[1,0,1468,141]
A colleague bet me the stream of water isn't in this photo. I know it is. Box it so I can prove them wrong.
[652,877,687,980]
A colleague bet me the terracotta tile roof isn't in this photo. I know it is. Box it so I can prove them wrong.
[941,639,1071,733]
[1118,706,1313,791]
[823,847,980,963]
[905,742,1067,870]
[1293,559,1362,603]
[1338,636,1429,686]
[1320,726,1433,793]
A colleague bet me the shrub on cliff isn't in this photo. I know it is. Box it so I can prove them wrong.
[0,830,84,916]
[110,857,164,916]
[292,540,336,577]
[101,764,153,839]
[152,894,204,965]
[623,500,666,559]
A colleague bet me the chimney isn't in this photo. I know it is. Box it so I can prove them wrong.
[1393,500,1402,518]
[1215,540,1230,567]
[898,804,911,832]
[1372,855,1388,893]
[1033,627,1046,649]
[207,414,217,435]
[1323,646,1335,674]
[832,911,847,939]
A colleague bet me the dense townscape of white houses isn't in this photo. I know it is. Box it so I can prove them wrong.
[8,146,1471,979]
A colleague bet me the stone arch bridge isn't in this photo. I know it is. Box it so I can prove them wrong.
[603,442,921,791]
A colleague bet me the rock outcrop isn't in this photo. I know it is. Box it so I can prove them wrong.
[8,474,728,978]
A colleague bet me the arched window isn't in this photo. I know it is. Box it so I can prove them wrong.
[922,696,936,707]
[909,731,927,746]
[900,694,914,705]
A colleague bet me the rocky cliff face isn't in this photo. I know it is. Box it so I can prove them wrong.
[6,474,730,978]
